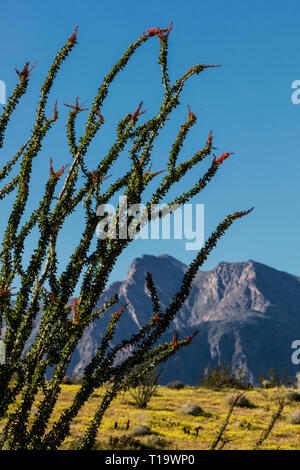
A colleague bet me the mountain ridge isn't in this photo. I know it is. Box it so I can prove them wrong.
[65,255,300,384]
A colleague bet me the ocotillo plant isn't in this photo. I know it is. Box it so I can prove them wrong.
[0,24,253,450]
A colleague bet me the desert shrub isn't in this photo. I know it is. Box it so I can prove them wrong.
[62,376,72,385]
[0,24,253,450]
[144,435,167,449]
[62,374,82,385]
[132,424,152,436]
[166,381,185,390]
[286,391,300,402]
[288,411,300,425]
[257,368,296,388]
[129,365,163,409]
[236,418,253,430]
[198,363,252,390]
[181,402,203,416]
[225,393,253,408]
[261,379,272,389]
[70,374,83,385]
[107,434,145,450]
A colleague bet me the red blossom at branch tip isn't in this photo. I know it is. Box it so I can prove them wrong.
[95,107,104,123]
[68,25,79,44]
[171,331,179,349]
[63,96,88,112]
[131,101,146,123]
[151,169,165,178]
[49,158,54,176]
[229,206,255,220]
[49,157,70,178]
[15,61,37,81]
[213,152,234,165]
[187,104,196,120]
[91,170,110,186]
[206,130,213,147]
[72,298,80,324]
[113,301,130,320]
[53,99,58,120]
[183,330,199,345]
[152,311,161,322]
[146,163,165,178]
[202,63,221,69]
[145,21,173,40]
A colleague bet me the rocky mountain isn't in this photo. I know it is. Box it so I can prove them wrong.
[65,255,300,385]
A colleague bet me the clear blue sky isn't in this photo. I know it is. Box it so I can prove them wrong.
[0,0,300,290]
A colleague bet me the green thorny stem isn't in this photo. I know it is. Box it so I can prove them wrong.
[0,23,253,450]
[253,398,287,450]
[210,392,245,450]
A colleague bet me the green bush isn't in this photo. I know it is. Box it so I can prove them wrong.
[288,411,300,425]
[144,435,167,449]
[129,365,164,409]
[257,368,296,388]
[225,393,253,408]
[198,363,252,390]
[62,376,72,385]
[107,435,144,450]
[286,391,300,402]
[181,402,203,416]
[166,381,185,390]
[132,424,152,436]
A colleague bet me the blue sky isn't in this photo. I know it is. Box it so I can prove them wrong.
[0,0,300,289]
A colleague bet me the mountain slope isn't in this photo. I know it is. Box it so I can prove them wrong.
[66,255,300,384]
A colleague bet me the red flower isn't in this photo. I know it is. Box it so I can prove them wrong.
[145,163,165,178]
[113,302,129,320]
[183,330,198,345]
[15,61,37,81]
[72,298,80,324]
[213,152,234,165]
[147,27,160,37]
[171,331,179,349]
[95,107,104,123]
[49,157,70,178]
[92,170,96,185]
[63,96,88,112]
[152,311,161,322]
[145,21,173,40]
[187,104,196,120]
[131,101,146,123]
[68,25,79,45]
[53,99,58,120]
[229,206,255,220]
[206,130,213,148]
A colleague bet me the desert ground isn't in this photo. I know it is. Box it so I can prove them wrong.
[1,384,299,450]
